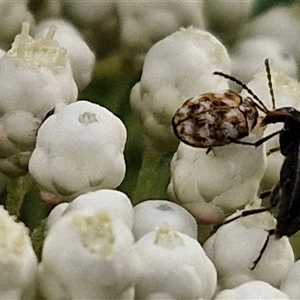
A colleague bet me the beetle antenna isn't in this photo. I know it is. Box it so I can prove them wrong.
[213,71,270,114]
[264,59,276,110]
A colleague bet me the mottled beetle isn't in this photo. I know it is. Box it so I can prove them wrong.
[172,91,259,148]
[172,62,275,149]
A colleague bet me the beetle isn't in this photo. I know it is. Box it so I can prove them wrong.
[172,62,274,149]
[218,59,300,269]
[172,91,260,148]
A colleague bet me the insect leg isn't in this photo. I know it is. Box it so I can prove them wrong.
[254,129,282,147]
[231,129,281,147]
[250,229,275,270]
[259,190,271,199]
[206,147,212,155]
[230,139,259,146]
[267,146,280,156]
[222,207,270,225]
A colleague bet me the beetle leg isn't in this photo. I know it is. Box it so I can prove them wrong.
[213,206,271,235]
[259,190,271,199]
[206,147,212,155]
[229,139,258,146]
[250,229,275,270]
[229,129,281,147]
[267,147,280,156]
[206,147,216,156]
[254,129,282,147]
[222,207,270,225]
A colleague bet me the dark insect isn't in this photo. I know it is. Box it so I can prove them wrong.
[173,59,300,269]
[218,59,300,270]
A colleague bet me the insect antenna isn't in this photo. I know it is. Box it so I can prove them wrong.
[213,71,270,114]
[264,59,276,110]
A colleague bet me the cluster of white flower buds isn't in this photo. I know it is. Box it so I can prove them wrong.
[29,100,127,202]
[1,1,300,299]
[129,2,300,298]
[39,192,216,299]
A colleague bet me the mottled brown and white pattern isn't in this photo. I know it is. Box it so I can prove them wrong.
[172,90,258,147]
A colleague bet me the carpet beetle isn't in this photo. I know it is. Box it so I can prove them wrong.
[172,60,273,149]
[172,90,259,148]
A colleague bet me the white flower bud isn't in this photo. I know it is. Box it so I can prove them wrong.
[59,189,134,230]
[1,111,40,150]
[130,27,230,151]
[29,101,127,201]
[0,23,78,176]
[0,22,77,117]
[240,6,300,69]
[203,205,294,290]
[280,259,300,299]
[135,225,217,299]
[215,280,289,299]
[231,36,298,84]
[39,211,143,299]
[167,131,266,224]
[133,200,197,240]
[34,18,95,91]
[0,154,31,177]
[0,109,41,176]
[118,1,204,56]
[0,122,32,177]
[0,49,5,59]
[45,202,69,231]
[203,0,254,44]
[0,206,38,299]
[60,1,118,55]
[60,1,116,29]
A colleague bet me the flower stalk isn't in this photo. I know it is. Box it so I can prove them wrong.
[6,175,33,218]
[132,137,173,205]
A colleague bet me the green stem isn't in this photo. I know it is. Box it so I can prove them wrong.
[132,138,174,205]
[6,175,33,217]
[31,219,47,261]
